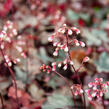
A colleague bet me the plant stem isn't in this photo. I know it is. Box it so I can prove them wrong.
[26,39,29,73]
[53,71,77,109]
[0,44,20,109]
[0,93,5,109]
[102,95,105,109]
[99,82,105,109]
[65,34,86,109]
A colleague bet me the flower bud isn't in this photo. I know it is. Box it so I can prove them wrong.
[63,64,67,70]
[68,29,73,35]
[83,56,89,62]
[64,46,68,52]
[80,41,85,47]
[48,35,53,42]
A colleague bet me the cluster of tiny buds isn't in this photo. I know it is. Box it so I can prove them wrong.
[86,78,109,101]
[40,64,52,74]
[50,56,89,72]
[48,24,85,57]
[4,55,21,67]
[57,24,80,35]
[71,84,84,96]
[52,59,74,71]
[0,21,17,42]
[0,21,26,66]
[52,43,69,56]
[73,39,85,47]
[4,55,12,67]
[40,59,74,73]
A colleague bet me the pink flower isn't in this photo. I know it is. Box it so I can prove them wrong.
[73,39,80,46]
[71,84,83,96]
[86,78,109,100]
[83,56,90,62]
[79,41,85,47]
[68,29,73,35]
[48,35,54,42]
[40,64,52,73]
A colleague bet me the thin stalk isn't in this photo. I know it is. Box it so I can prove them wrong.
[0,93,5,109]
[65,34,86,109]
[99,82,105,109]
[75,62,86,109]
[53,71,77,109]
[76,62,84,73]
[102,95,105,109]
[0,45,20,109]
[68,49,86,109]
[26,39,29,73]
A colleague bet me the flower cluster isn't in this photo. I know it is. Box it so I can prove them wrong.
[0,20,17,42]
[41,56,89,73]
[40,64,52,74]
[41,24,90,73]
[3,54,20,67]
[48,24,85,57]
[51,59,74,71]
[86,78,109,100]
[0,21,26,66]
[47,24,89,72]
[71,84,84,96]
[41,24,90,106]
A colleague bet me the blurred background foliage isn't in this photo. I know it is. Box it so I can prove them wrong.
[0,0,109,109]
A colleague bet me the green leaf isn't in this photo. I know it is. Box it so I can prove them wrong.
[14,66,27,83]
[56,50,65,62]
[67,9,79,21]
[67,9,90,22]
[95,52,109,72]
[42,93,73,109]
[100,20,108,29]
[82,28,108,46]
[48,75,65,89]
[93,7,100,11]
[79,13,90,22]
[104,86,109,99]
[94,8,109,19]
[38,47,53,64]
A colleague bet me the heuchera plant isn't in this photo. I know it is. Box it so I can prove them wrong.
[0,21,109,109]
[40,24,109,109]
[0,21,26,109]
[86,78,109,101]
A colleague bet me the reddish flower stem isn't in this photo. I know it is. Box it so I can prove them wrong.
[0,93,5,109]
[26,39,29,73]
[0,43,20,109]
[76,62,84,73]
[102,95,105,109]
[53,71,77,109]
[65,34,86,109]
[99,82,105,109]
